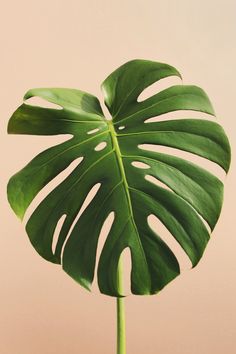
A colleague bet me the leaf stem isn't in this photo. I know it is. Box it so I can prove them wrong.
[117,258,126,354]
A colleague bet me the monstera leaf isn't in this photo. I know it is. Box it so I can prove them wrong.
[7,59,230,296]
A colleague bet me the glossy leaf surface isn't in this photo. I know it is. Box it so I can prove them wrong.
[7,60,231,296]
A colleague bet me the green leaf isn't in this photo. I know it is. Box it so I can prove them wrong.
[7,59,231,296]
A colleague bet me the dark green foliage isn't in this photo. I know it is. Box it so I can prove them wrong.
[7,60,231,296]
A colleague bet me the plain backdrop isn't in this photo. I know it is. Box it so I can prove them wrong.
[1,1,236,353]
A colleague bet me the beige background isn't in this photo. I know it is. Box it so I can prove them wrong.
[1,1,236,353]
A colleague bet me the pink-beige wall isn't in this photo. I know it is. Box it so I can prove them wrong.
[1,1,235,353]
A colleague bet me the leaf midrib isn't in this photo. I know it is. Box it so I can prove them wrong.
[108,120,150,278]
[108,121,133,216]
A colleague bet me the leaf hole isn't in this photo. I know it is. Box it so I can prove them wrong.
[52,214,67,255]
[24,97,62,110]
[144,110,215,123]
[87,128,100,135]
[138,144,226,182]
[147,214,192,271]
[60,183,102,258]
[137,76,181,102]
[145,175,211,233]
[131,161,151,169]
[8,134,72,174]
[145,175,172,192]
[92,211,115,293]
[23,157,84,224]
[100,99,113,120]
[94,142,107,151]
[196,214,212,234]
[118,125,126,130]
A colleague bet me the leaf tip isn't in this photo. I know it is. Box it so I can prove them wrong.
[7,177,27,221]
[7,194,25,221]
[23,89,34,101]
[62,265,92,292]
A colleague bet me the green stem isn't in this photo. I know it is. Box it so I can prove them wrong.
[117,258,126,354]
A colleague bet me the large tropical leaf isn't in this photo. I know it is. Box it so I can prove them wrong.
[7,59,230,296]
